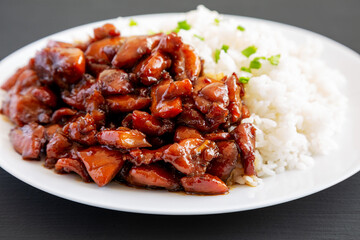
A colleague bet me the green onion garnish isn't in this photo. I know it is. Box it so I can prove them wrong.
[242,45,257,58]
[221,44,229,53]
[173,20,191,33]
[239,77,250,84]
[237,25,245,31]
[268,54,281,66]
[249,57,265,69]
[129,19,138,26]
[194,34,205,41]
[241,66,251,73]
[214,49,221,63]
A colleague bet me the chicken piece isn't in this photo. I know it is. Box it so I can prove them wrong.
[231,123,256,175]
[206,141,239,181]
[106,94,151,113]
[172,43,201,82]
[121,113,133,128]
[204,132,231,141]
[132,110,174,136]
[31,86,57,107]
[61,74,105,112]
[44,124,62,140]
[2,91,53,126]
[181,174,228,195]
[8,69,40,93]
[177,109,207,132]
[112,34,163,68]
[85,37,122,63]
[63,113,97,146]
[150,79,192,118]
[51,108,77,123]
[9,123,45,160]
[98,69,133,95]
[134,51,171,86]
[78,146,125,187]
[93,23,120,40]
[225,73,243,123]
[1,69,55,126]
[127,164,180,190]
[128,145,170,166]
[46,132,72,159]
[162,138,218,175]
[193,76,229,127]
[241,103,250,119]
[156,32,183,53]
[55,158,91,182]
[1,66,27,91]
[173,126,203,142]
[34,47,85,87]
[97,128,151,149]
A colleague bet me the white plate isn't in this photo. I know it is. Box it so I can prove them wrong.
[0,14,360,215]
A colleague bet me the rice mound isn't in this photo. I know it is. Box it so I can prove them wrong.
[114,5,347,185]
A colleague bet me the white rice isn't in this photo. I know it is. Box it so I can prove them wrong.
[114,5,347,185]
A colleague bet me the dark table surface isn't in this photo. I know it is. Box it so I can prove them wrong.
[1,0,359,239]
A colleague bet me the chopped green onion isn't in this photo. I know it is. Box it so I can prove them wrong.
[194,34,205,41]
[241,66,251,73]
[214,45,230,63]
[172,20,191,33]
[214,18,220,25]
[237,25,245,31]
[129,19,138,26]
[214,49,221,63]
[221,44,229,53]
[148,30,156,35]
[268,54,281,66]
[239,77,250,84]
[242,45,257,58]
[250,57,265,69]
[178,20,191,30]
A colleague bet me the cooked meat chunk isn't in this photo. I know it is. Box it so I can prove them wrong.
[181,174,228,195]
[93,23,120,40]
[112,34,162,68]
[162,138,218,175]
[51,108,77,123]
[132,110,174,136]
[204,131,231,141]
[1,66,27,91]
[46,132,72,159]
[150,79,192,118]
[225,73,243,123]
[206,141,239,181]
[97,128,151,149]
[106,95,151,113]
[128,145,170,166]
[174,126,203,142]
[63,114,98,146]
[61,74,106,114]
[172,43,201,82]
[9,123,45,159]
[78,146,125,187]
[127,164,180,190]
[85,37,122,63]
[231,123,256,176]
[98,69,133,95]
[55,158,91,182]
[34,47,85,87]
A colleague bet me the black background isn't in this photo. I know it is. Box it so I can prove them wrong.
[0,0,359,239]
